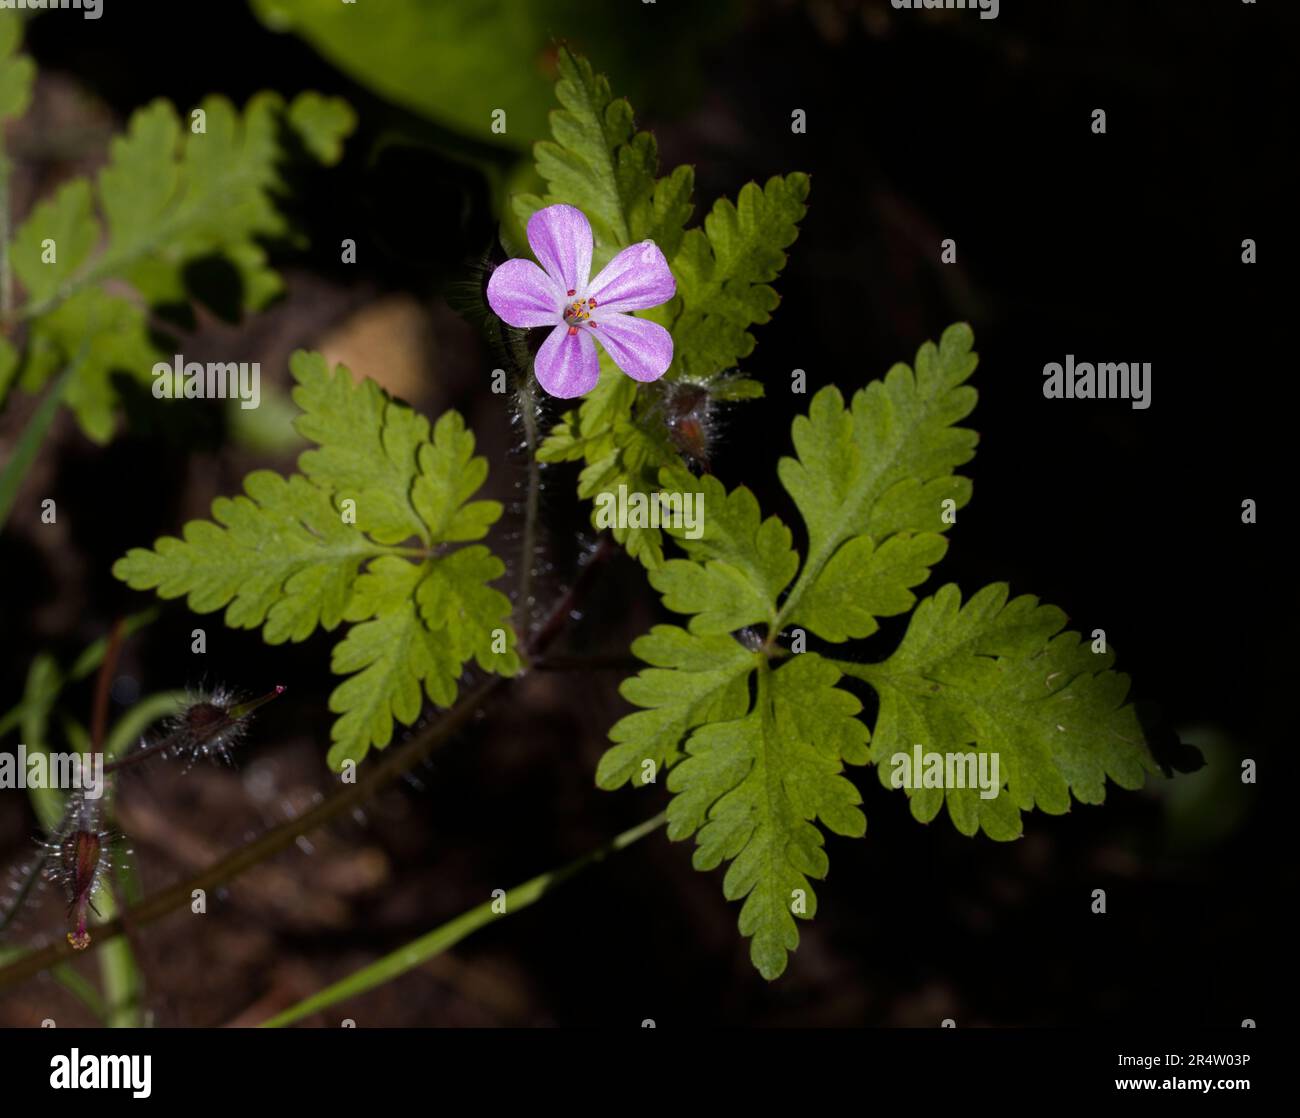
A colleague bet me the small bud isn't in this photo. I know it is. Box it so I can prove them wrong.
[42,796,113,951]
[154,684,286,767]
[661,384,716,470]
[64,830,103,950]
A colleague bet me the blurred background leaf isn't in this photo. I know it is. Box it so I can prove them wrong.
[249,0,741,150]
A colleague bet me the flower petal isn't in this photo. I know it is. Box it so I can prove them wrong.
[534,324,601,399]
[591,313,673,383]
[527,204,593,294]
[486,258,562,328]
[586,240,675,314]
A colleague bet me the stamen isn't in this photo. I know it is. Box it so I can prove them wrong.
[567,326,578,336]
[566,289,576,296]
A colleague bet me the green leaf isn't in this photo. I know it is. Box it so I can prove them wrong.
[8,91,353,440]
[522,52,809,570]
[22,289,161,443]
[570,371,683,568]
[412,412,503,543]
[597,626,756,790]
[789,532,950,643]
[290,351,430,545]
[286,91,356,165]
[537,366,632,466]
[114,470,375,644]
[11,181,99,306]
[776,322,979,638]
[291,353,502,547]
[600,324,1153,977]
[328,557,464,768]
[97,100,183,267]
[415,546,520,675]
[651,468,798,635]
[668,656,868,980]
[840,583,1159,841]
[0,16,35,121]
[667,173,810,383]
[514,46,694,270]
[115,352,518,768]
[250,1,740,153]
[596,480,869,976]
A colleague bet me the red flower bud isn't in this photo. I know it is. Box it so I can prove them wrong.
[59,827,108,951]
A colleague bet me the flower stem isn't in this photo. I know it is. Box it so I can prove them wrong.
[90,618,126,756]
[516,378,541,628]
[0,676,507,992]
[0,546,617,994]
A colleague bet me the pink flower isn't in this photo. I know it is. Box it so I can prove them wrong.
[486,204,676,398]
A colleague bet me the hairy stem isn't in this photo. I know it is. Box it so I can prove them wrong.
[0,852,49,937]
[516,378,541,626]
[0,676,505,991]
[0,541,616,993]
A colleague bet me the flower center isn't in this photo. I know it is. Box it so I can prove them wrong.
[562,293,599,334]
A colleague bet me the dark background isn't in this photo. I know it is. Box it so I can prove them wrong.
[0,0,1289,1026]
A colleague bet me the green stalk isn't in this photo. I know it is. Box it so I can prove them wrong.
[0,540,617,994]
[96,880,145,1028]
[259,810,667,1028]
[0,367,74,533]
[50,963,108,1023]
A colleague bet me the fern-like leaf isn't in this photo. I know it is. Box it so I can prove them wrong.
[599,325,1154,978]
[525,49,809,569]
[114,353,519,768]
[5,75,354,440]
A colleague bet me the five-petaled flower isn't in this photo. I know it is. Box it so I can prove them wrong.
[486,204,676,399]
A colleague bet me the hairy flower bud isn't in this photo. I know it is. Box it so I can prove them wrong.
[40,794,113,951]
[662,383,717,471]
[62,828,105,950]
[155,684,286,767]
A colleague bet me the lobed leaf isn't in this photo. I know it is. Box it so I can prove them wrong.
[6,88,353,438]
[777,321,979,639]
[841,584,1159,841]
[524,51,809,570]
[0,15,34,121]
[666,655,868,980]
[600,324,1154,977]
[115,353,518,768]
